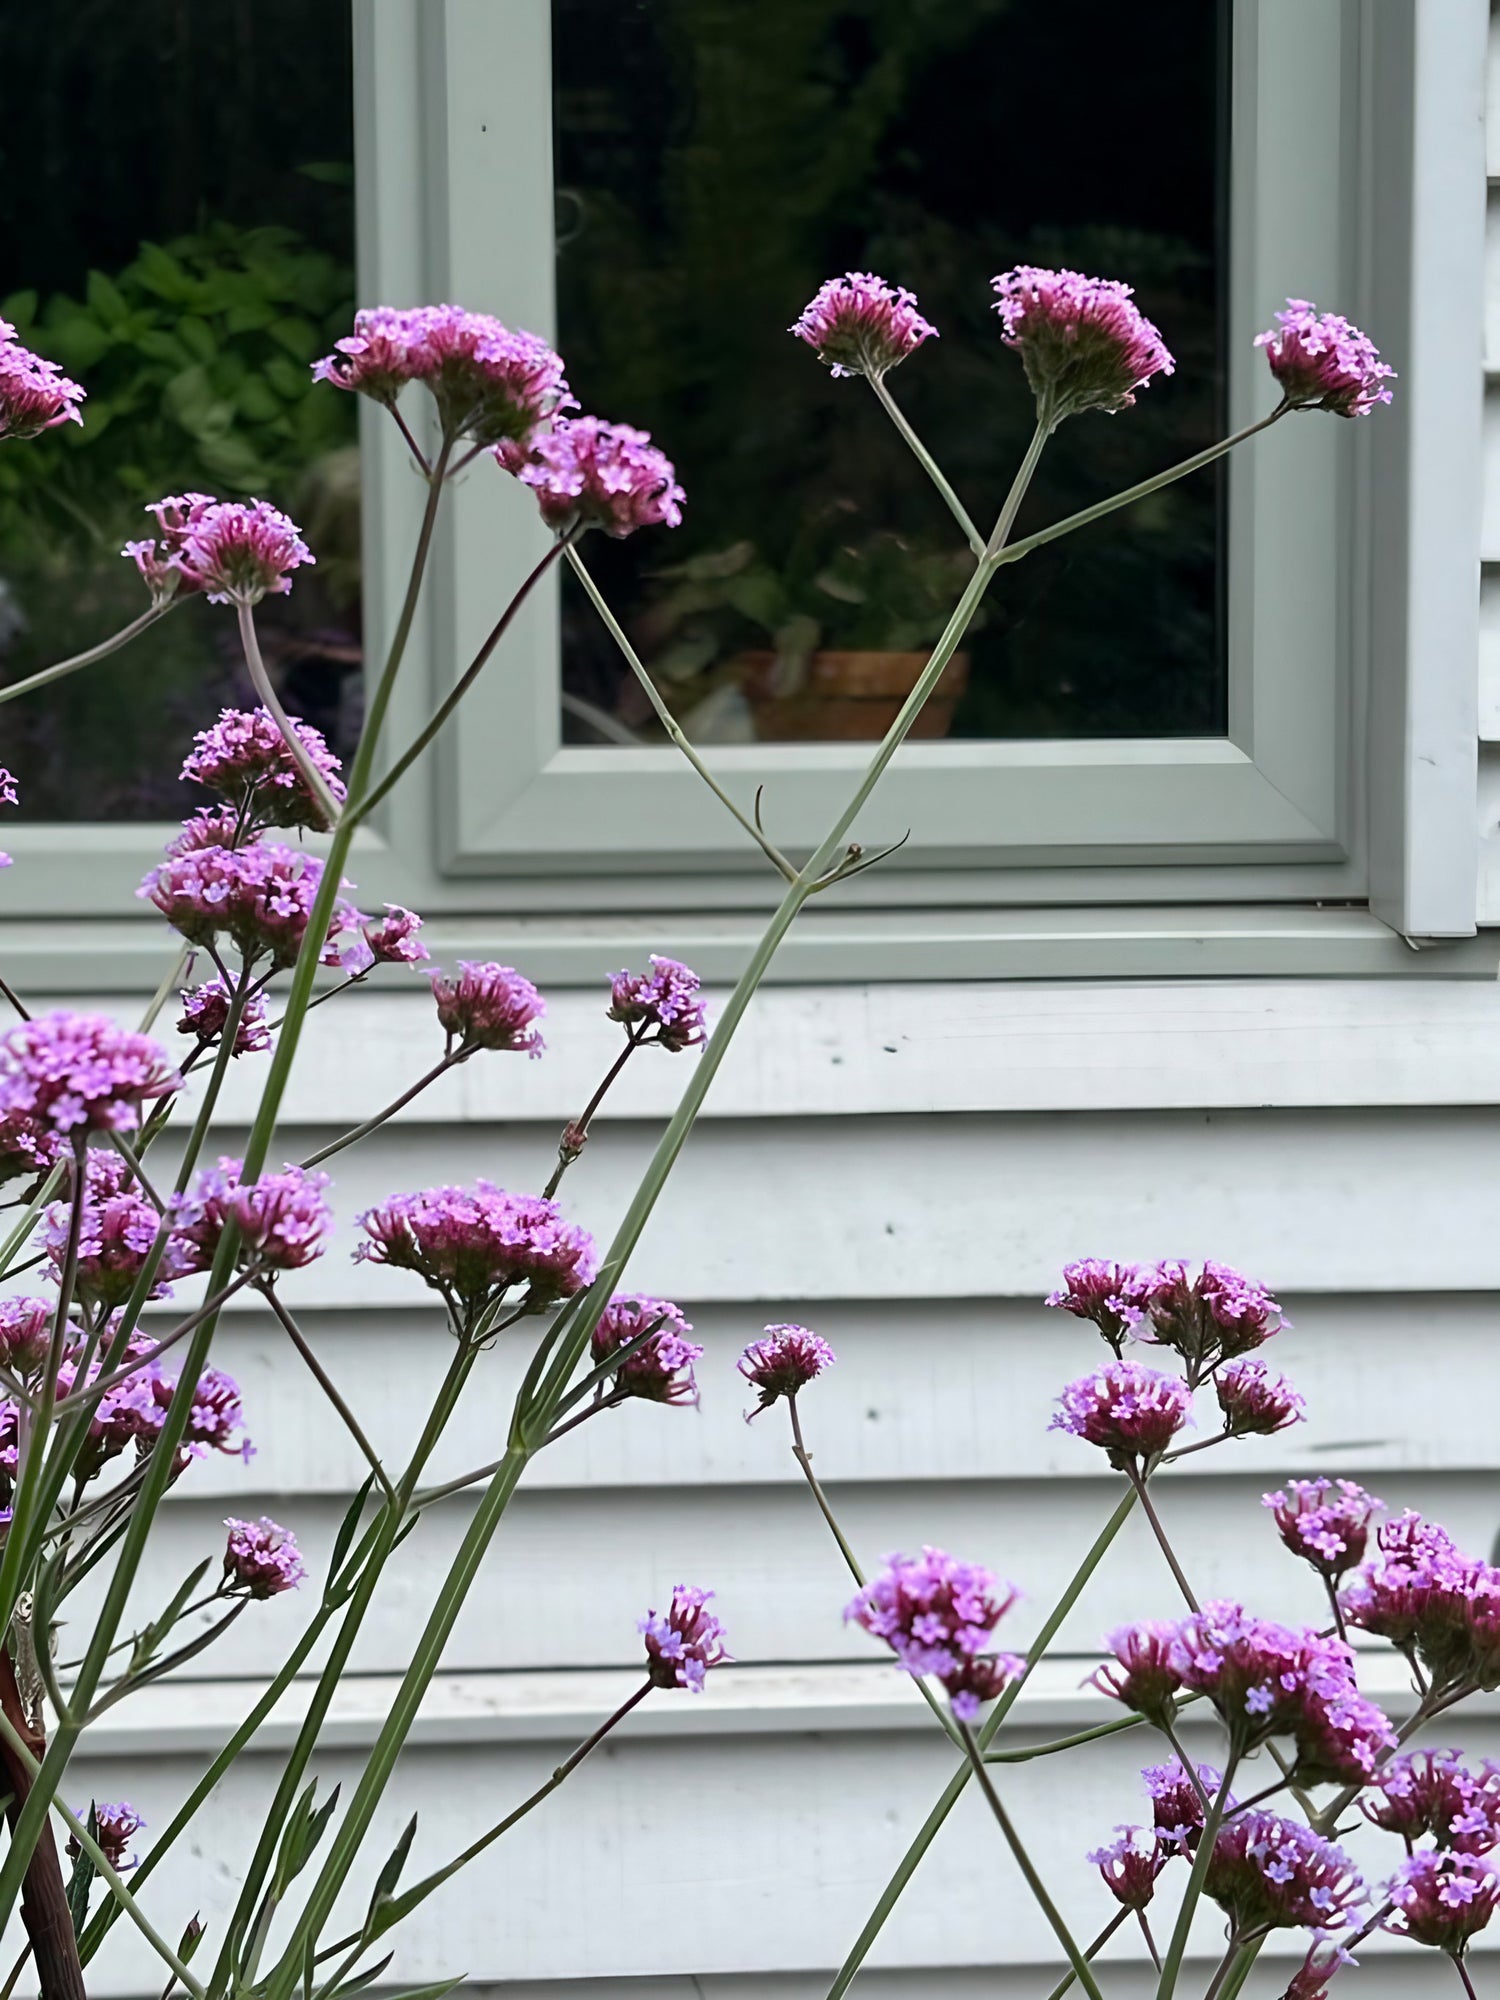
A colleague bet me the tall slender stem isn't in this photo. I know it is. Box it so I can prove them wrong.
[0,975,29,1022]
[1154,1761,1237,2000]
[957,1722,1105,2000]
[788,1397,864,1586]
[564,544,797,880]
[866,374,985,558]
[542,1026,645,1198]
[1453,1954,1479,2000]
[350,532,571,824]
[257,1285,394,1501]
[0,603,171,708]
[1213,1938,1264,2000]
[298,1049,465,1171]
[1042,1910,1129,2000]
[1130,1468,1200,1612]
[236,602,344,830]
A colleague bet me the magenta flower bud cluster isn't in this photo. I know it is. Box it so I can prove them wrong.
[1384,1848,1500,1955]
[1204,1811,1365,1935]
[846,1546,1022,1722]
[174,1157,333,1275]
[1140,1758,1233,1851]
[1096,1601,1394,1784]
[1045,1259,1150,1352]
[1045,1257,1286,1380]
[0,1106,64,1186]
[1363,1750,1500,1855]
[125,496,313,607]
[431,962,545,1056]
[361,906,429,968]
[1266,1479,1382,1582]
[1050,1358,1193,1465]
[1215,1356,1304,1437]
[177,979,273,1057]
[640,1584,730,1692]
[1340,1511,1500,1697]
[0,1011,179,1138]
[590,1294,703,1407]
[142,840,348,970]
[44,1149,186,1309]
[1086,1827,1163,1910]
[513,416,684,540]
[223,1516,306,1599]
[70,1801,145,1874]
[0,321,85,440]
[607,956,707,1051]
[314,305,573,448]
[790,272,937,380]
[181,707,346,833]
[1255,299,1396,418]
[737,1324,836,1415]
[0,1298,52,1376]
[991,266,1175,421]
[355,1180,597,1319]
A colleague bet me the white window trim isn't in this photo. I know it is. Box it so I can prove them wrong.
[0,0,1488,987]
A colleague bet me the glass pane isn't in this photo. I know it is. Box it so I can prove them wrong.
[553,0,1227,747]
[0,0,358,819]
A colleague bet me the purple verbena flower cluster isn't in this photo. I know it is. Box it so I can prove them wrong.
[0,321,85,440]
[430,962,545,1056]
[1363,1750,1500,1854]
[1216,1357,1305,1438]
[607,957,707,1051]
[1384,1849,1500,1955]
[177,979,273,1057]
[223,1515,306,1598]
[174,1157,333,1274]
[1341,1512,1500,1696]
[314,306,573,448]
[790,272,938,380]
[991,266,1174,420]
[69,1801,145,1873]
[142,841,351,969]
[0,1106,63,1185]
[0,1012,179,1137]
[1046,1259,1150,1353]
[640,1584,730,1691]
[361,906,429,967]
[590,1294,703,1407]
[1087,1827,1164,1910]
[44,1148,186,1309]
[737,1324,836,1416]
[1050,1359,1193,1466]
[355,1181,596,1319]
[1204,1811,1365,1934]
[1045,1257,1286,1382]
[0,1298,51,1375]
[1266,1479,1383,1584]
[181,707,346,832]
[846,1546,1022,1722]
[1256,300,1396,418]
[513,416,684,539]
[1141,1758,1234,1850]
[125,497,313,607]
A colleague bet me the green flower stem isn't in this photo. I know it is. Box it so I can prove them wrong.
[0,974,29,1022]
[866,375,986,559]
[1129,1468,1200,1613]
[297,1049,467,1171]
[1203,1937,1262,2000]
[1042,1909,1130,2000]
[541,1025,647,1200]
[0,1707,205,1997]
[563,544,798,881]
[824,1488,1137,2000]
[0,1166,63,1281]
[235,603,344,832]
[1454,1954,1480,2000]
[1154,1760,1237,2000]
[208,1341,477,1999]
[256,1284,395,1502]
[0,602,172,708]
[985,1709,1153,1764]
[992,407,1287,572]
[348,530,572,826]
[957,1721,1105,2000]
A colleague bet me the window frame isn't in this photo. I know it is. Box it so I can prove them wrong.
[0,0,1485,984]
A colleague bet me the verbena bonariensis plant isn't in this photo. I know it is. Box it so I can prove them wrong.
[0,279,1421,2000]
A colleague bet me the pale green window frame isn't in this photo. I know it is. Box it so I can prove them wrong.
[0,0,1486,987]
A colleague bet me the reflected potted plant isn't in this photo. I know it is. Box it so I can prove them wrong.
[639,515,982,741]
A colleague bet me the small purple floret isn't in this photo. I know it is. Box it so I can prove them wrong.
[847,1546,1022,1722]
[514,416,684,539]
[790,271,937,380]
[430,962,545,1056]
[991,266,1174,420]
[1050,1359,1192,1465]
[590,1294,703,1407]
[737,1324,836,1416]
[224,1516,306,1598]
[607,957,707,1051]
[1256,300,1395,418]
[640,1584,730,1691]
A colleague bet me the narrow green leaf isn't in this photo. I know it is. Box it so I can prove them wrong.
[366,1814,417,1923]
[329,1950,393,1998]
[65,1805,98,1937]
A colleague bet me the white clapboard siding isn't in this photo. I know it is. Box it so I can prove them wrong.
[12,971,1500,1993]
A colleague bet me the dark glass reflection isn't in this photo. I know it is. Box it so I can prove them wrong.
[554,0,1227,747]
[0,0,358,819]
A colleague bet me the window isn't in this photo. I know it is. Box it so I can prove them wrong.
[0,0,1484,972]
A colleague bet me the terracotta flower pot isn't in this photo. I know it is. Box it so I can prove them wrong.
[735,649,971,742]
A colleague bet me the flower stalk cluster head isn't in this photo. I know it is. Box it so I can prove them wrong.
[181,707,346,832]
[0,1011,179,1137]
[640,1584,730,1691]
[1363,1750,1500,1855]
[44,1148,185,1309]
[174,1157,333,1275]
[846,1546,1023,1722]
[1280,1939,1356,2000]
[223,1516,306,1598]
[1050,1359,1193,1467]
[430,962,545,1056]
[513,415,685,539]
[1131,1258,1287,1380]
[1384,1849,1500,1955]
[314,305,572,448]
[1141,1758,1233,1851]
[1045,1260,1150,1353]
[607,957,707,1051]
[361,906,429,968]
[1216,1357,1305,1438]
[142,841,348,969]
[0,324,85,440]
[1266,1479,1383,1585]
[0,1299,51,1377]
[590,1294,703,1407]
[177,978,272,1057]
[1256,300,1395,418]
[1087,1828,1165,1910]
[1090,1624,1184,1725]
[991,266,1174,422]
[147,499,314,607]
[790,271,937,380]
[0,1106,63,1186]
[1340,1512,1500,1694]
[737,1324,836,1417]
[354,1181,596,1321]
[70,1802,145,1873]
[53,1349,252,1485]
[1205,1810,1365,1935]
[121,491,216,603]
